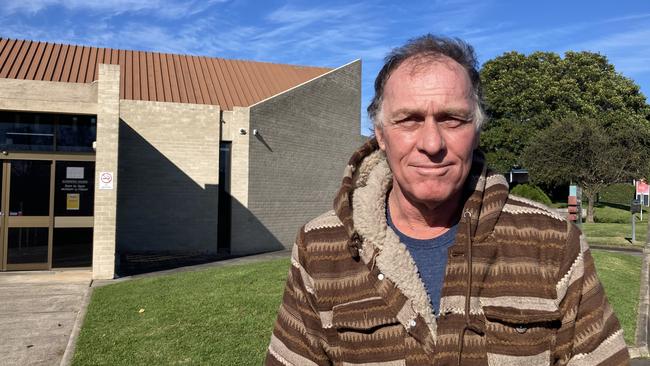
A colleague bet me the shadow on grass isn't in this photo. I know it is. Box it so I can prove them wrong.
[599,201,631,211]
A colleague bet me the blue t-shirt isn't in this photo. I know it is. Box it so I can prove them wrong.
[386,207,458,316]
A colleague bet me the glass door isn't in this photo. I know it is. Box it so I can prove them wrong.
[2,160,52,270]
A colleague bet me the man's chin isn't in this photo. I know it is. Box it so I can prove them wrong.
[407,190,456,207]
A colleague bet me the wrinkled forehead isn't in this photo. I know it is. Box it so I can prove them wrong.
[385,55,474,100]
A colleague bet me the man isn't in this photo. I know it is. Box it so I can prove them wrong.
[266,35,630,365]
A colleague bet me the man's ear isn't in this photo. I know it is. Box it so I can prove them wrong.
[473,131,480,150]
[375,125,386,151]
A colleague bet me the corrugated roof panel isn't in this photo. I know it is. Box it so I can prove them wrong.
[77,46,90,82]
[43,43,60,80]
[210,58,234,109]
[165,54,180,102]
[186,56,203,104]
[180,55,197,104]
[28,42,46,80]
[192,56,211,105]
[59,44,74,82]
[197,56,218,105]
[259,62,283,97]
[246,60,273,100]
[171,54,187,103]
[4,39,25,79]
[34,42,53,80]
[224,59,246,107]
[52,44,67,81]
[239,61,263,102]
[145,52,156,101]
[0,37,332,109]
[152,53,164,102]
[124,50,133,99]
[233,60,257,105]
[159,53,173,102]
[138,51,148,101]
[84,46,97,83]
[0,39,10,71]
[16,41,37,79]
[286,66,306,87]
[273,64,295,95]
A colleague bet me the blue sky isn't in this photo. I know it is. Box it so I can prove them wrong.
[1,0,649,134]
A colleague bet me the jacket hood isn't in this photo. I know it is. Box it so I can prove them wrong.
[332,137,510,340]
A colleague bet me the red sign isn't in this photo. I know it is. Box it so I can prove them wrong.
[637,180,649,195]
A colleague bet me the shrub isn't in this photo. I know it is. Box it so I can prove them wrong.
[511,184,553,206]
[600,183,635,206]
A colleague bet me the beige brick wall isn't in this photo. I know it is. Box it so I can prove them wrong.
[0,78,97,115]
[116,100,221,257]
[237,60,362,254]
[93,64,120,279]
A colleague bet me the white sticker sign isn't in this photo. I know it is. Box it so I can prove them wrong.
[66,167,84,179]
[99,171,114,190]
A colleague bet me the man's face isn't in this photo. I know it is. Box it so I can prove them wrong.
[375,57,478,207]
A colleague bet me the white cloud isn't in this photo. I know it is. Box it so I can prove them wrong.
[1,0,227,18]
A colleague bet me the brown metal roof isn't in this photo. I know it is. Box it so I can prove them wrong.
[0,38,332,110]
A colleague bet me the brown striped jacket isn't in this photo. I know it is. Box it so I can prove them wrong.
[266,139,630,366]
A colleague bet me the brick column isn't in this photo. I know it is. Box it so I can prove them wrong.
[92,64,120,279]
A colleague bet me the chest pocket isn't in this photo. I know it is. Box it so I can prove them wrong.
[482,305,561,366]
[330,296,406,365]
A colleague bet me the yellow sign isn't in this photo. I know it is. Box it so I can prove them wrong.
[67,193,80,210]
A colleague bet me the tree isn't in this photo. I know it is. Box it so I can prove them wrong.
[522,117,650,222]
[480,51,650,173]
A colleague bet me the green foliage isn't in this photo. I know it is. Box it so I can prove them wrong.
[522,117,641,187]
[521,116,650,222]
[480,50,650,173]
[600,183,635,205]
[510,183,552,205]
[592,250,642,345]
[73,259,290,366]
[593,203,648,224]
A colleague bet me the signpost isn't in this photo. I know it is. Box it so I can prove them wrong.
[631,199,642,242]
[635,180,649,222]
[568,185,582,226]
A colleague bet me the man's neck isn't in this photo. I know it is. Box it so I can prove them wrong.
[387,183,462,240]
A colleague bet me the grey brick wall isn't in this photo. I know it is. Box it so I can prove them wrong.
[244,60,362,251]
[116,100,220,256]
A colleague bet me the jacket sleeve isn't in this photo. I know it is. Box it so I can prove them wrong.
[560,224,630,366]
[265,228,330,366]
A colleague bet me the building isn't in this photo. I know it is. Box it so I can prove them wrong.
[0,38,363,279]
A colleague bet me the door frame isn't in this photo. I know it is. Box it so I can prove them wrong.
[0,152,95,271]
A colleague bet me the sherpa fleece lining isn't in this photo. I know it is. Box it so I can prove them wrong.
[351,150,438,339]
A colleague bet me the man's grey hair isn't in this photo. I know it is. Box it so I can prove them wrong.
[368,34,486,132]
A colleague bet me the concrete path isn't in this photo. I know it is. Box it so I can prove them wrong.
[0,270,91,366]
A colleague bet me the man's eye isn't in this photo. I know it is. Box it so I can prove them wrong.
[440,117,469,128]
[393,115,423,127]
[394,119,419,128]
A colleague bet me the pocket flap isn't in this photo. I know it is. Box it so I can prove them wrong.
[332,296,399,331]
[483,305,561,325]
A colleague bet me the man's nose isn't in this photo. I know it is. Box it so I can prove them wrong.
[416,117,445,155]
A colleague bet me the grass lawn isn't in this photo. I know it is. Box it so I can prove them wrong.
[592,250,643,345]
[72,258,290,366]
[573,202,649,247]
[73,251,643,364]
[594,205,648,224]
[582,222,647,247]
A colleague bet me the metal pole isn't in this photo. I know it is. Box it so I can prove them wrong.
[647,207,650,246]
[633,213,636,242]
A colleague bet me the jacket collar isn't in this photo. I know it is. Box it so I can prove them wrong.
[333,137,510,338]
